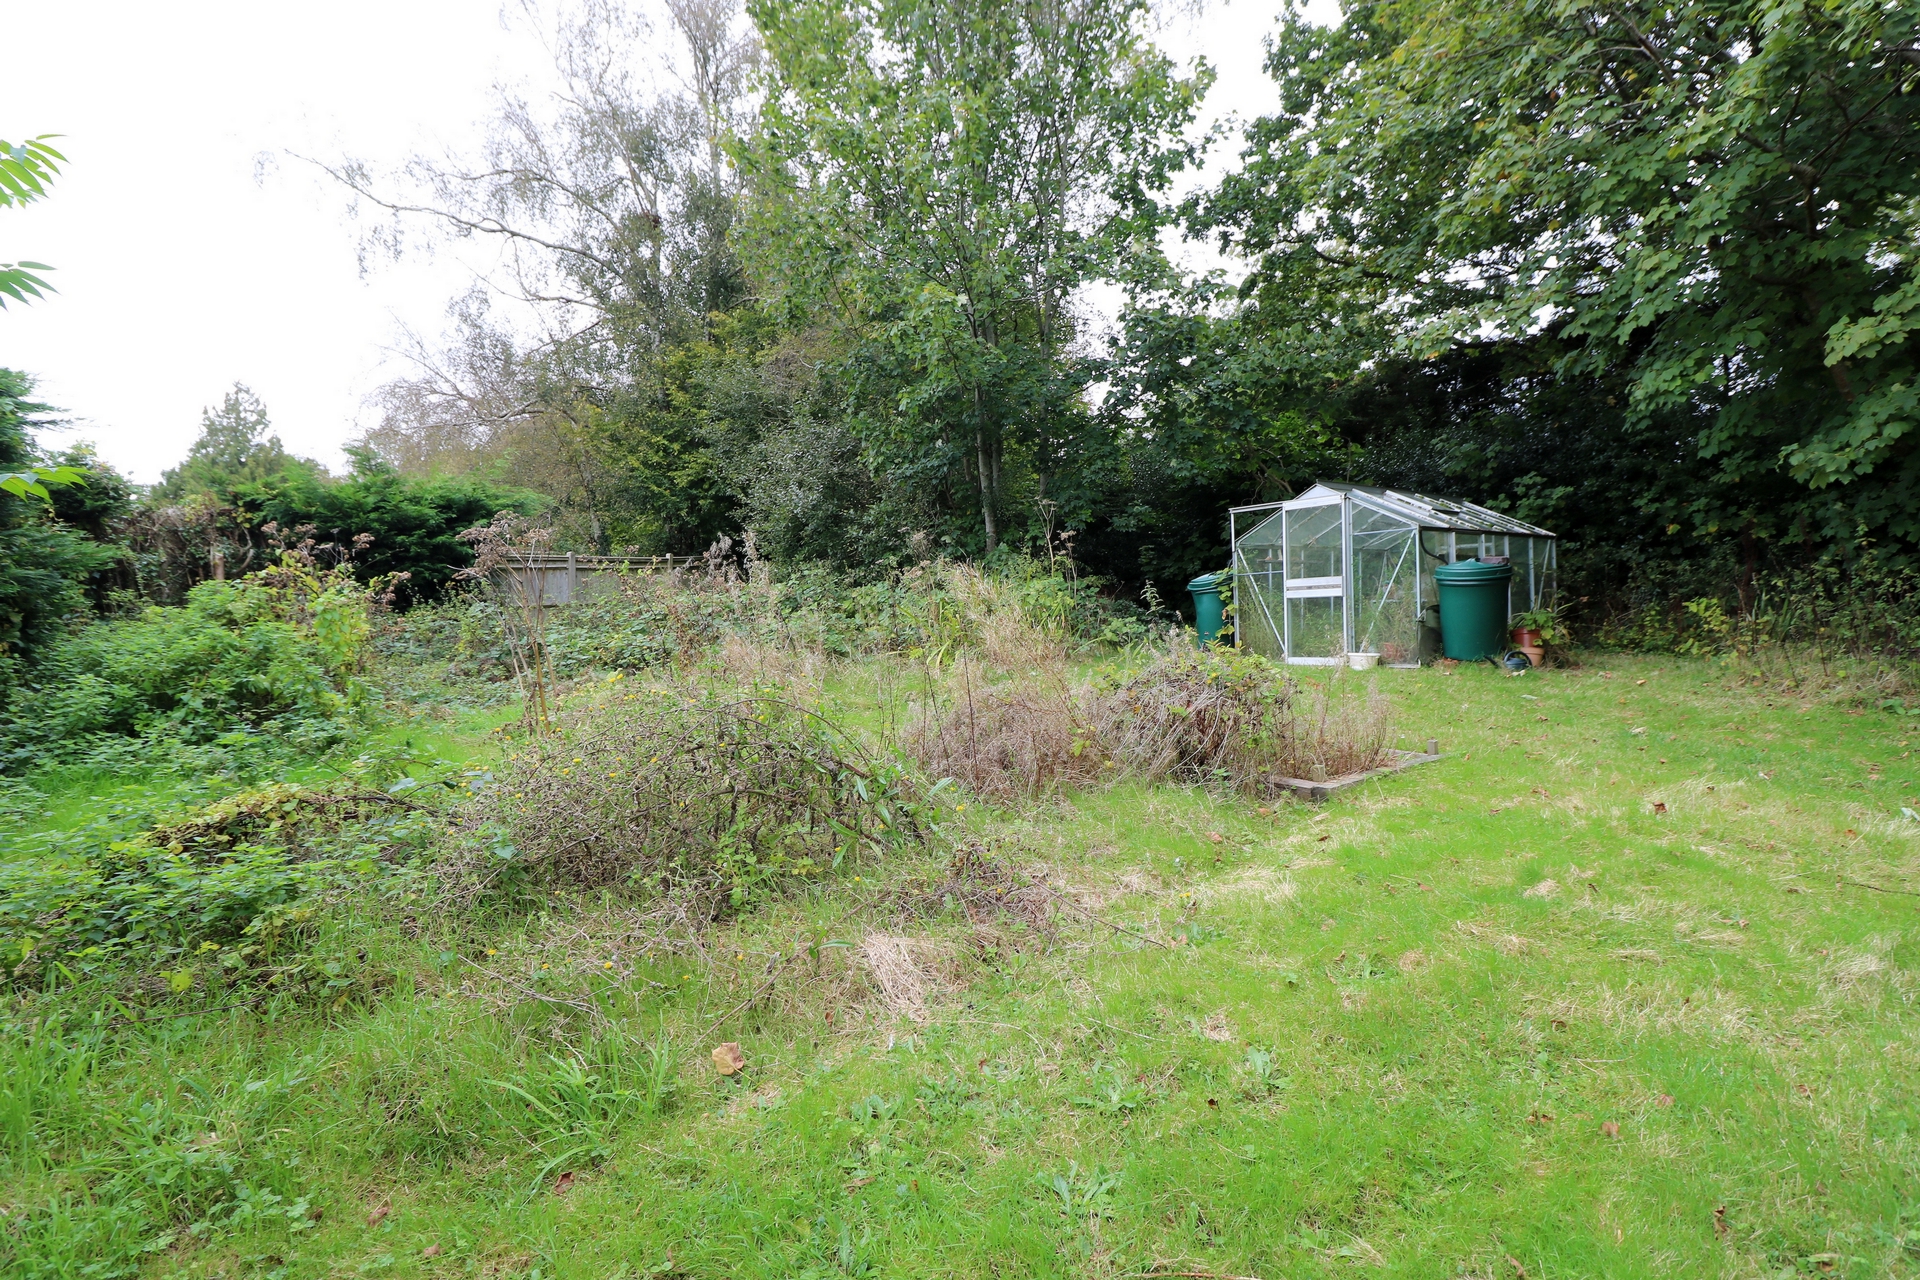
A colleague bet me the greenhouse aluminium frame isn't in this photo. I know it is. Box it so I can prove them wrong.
[1230,482,1557,667]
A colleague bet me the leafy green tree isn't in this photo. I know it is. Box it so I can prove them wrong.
[0,135,64,306]
[227,468,545,605]
[342,0,759,552]
[0,371,120,669]
[1087,291,1354,592]
[1203,0,1920,553]
[741,0,1206,554]
[154,384,320,500]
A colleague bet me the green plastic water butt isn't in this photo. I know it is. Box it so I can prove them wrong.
[1187,570,1230,647]
[1433,559,1513,660]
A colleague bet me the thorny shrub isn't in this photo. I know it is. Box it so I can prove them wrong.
[1090,643,1395,793]
[903,658,1105,805]
[0,528,405,773]
[473,684,930,912]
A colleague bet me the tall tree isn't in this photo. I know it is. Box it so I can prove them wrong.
[741,0,1206,553]
[1202,0,1920,553]
[337,0,761,551]
[155,383,315,500]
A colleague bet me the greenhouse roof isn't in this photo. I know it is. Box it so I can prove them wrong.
[1232,482,1556,538]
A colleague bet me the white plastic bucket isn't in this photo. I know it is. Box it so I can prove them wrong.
[1348,652,1379,671]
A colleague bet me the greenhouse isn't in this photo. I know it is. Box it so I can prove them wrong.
[1231,483,1557,666]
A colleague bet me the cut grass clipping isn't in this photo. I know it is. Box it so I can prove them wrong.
[473,685,930,911]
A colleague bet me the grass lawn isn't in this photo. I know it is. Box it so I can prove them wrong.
[8,653,1920,1279]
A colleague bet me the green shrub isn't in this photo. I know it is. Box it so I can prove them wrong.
[0,782,440,986]
[230,468,544,605]
[0,552,394,773]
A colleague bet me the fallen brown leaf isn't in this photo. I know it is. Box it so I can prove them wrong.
[712,1041,746,1076]
[1713,1205,1729,1238]
[553,1171,576,1195]
[1600,1120,1620,1138]
[1507,1254,1527,1277]
[1207,831,1224,844]
[1656,1094,1674,1107]
[366,1204,390,1229]
[1653,802,1667,814]
[423,1245,442,1259]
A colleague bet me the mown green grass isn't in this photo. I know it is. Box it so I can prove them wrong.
[7,655,1920,1278]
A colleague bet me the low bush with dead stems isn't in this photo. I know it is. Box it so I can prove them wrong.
[473,685,927,913]
[1090,642,1394,793]
[901,658,1105,805]
[904,640,1396,804]
[1089,644,1289,788]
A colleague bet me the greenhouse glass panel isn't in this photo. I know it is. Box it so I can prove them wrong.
[1231,507,1286,658]
[1285,503,1342,581]
[1286,594,1345,660]
[1350,502,1419,665]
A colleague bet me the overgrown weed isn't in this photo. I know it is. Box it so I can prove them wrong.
[903,657,1104,806]
[1091,641,1395,792]
[467,681,931,913]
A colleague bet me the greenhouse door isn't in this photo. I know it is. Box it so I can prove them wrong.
[1282,496,1347,663]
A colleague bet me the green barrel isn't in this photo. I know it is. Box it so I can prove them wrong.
[1187,570,1230,648]
[1433,559,1514,660]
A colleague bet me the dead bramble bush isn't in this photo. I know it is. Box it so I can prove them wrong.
[1089,642,1394,792]
[476,686,926,912]
[902,659,1105,805]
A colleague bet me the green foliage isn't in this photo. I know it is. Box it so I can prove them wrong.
[153,383,323,501]
[0,371,122,670]
[0,135,64,306]
[228,468,544,605]
[1091,296,1356,592]
[744,0,1206,554]
[0,553,396,773]
[1204,0,1920,554]
[0,779,442,990]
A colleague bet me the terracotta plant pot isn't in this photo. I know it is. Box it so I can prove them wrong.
[1510,627,1544,667]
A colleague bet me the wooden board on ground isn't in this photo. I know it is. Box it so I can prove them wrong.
[1271,748,1442,803]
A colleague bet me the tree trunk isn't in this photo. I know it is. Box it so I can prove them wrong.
[976,424,998,554]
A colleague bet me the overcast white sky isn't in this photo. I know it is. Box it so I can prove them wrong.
[1,0,1337,483]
